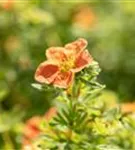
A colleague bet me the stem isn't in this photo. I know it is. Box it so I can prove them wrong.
[65,81,81,144]
[67,98,73,141]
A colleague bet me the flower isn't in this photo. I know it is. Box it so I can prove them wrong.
[22,107,57,150]
[35,38,93,88]
[44,107,57,121]
[121,103,135,113]
[0,0,13,10]
[22,116,41,147]
[73,5,96,30]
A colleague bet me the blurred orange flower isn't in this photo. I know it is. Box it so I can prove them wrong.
[22,107,57,150]
[35,38,93,88]
[73,5,96,30]
[121,103,135,113]
[1,0,13,10]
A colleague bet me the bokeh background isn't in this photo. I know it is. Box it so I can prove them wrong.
[0,0,135,149]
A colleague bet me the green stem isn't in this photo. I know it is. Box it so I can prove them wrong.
[65,82,81,143]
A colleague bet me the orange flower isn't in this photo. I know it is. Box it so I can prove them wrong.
[121,103,135,113]
[22,116,42,150]
[44,107,57,121]
[22,107,57,150]
[35,38,93,88]
[1,0,13,10]
[73,5,96,30]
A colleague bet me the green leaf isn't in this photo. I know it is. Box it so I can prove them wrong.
[62,109,70,122]
[103,107,121,121]
[97,144,124,150]
[53,111,69,126]
[31,83,61,93]
[31,83,43,91]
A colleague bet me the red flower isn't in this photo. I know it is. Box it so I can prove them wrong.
[35,38,93,88]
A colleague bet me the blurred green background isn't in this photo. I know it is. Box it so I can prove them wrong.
[0,0,135,149]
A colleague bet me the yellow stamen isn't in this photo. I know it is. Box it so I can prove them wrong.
[60,57,75,72]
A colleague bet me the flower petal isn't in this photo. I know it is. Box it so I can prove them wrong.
[24,116,41,139]
[53,71,74,88]
[35,61,59,84]
[65,38,88,54]
[72,50,93,72]
[44,107,57,121]
[22,116,42,149]
[46,47,67,62]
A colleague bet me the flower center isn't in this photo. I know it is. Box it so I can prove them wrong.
[60,57,75,72]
